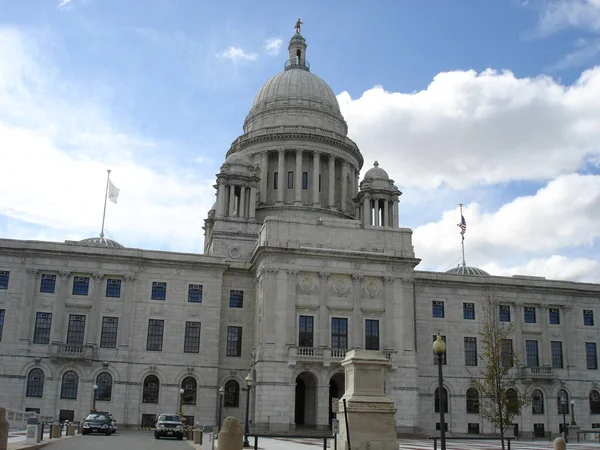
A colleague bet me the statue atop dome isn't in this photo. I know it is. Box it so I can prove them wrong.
[295,18,303,34]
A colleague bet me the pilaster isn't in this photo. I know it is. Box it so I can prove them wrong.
[19,268,39,342]
[351,273,363,348]
[86,273,104,346]
[51,270,70,343]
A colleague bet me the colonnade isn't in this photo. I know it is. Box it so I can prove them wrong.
[216,184,257,219]
[359,196,399,227]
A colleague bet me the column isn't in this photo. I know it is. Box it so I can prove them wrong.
[294,149,303,205]
[260,151,268,204]
[328,154,336,209]
[228,185,236,216]
[249,187,256,219]
[513,302,524,360]
[51,271,70,343]
[20,268,39,342]
[351,274,363,348]
[239,186,246,218]
[363,196,370,226]
[383,200,389,227]
[277,149,285,204]
[86,273,104,346]
[340,161,347,212]
[539,304,550,366]
[564,305,574,368]
[383,277,397,351]
[217,183,227,217]
[312,151,321,205]
[318,272,330,347]
[374,199,380,226]
[392,199,399,227]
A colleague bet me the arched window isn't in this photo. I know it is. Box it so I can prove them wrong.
[181,377,197,405]
[26,368,44,398]
[506,388,519,415]
[557,389,569,414]
[96,372,113,402]
[532,389,544,414]
[590,390,600,414]
[466,388,479,414]
[224,380,240,408]
[434,387,448,413]
[142,375,159,404]
[60,371,79,399]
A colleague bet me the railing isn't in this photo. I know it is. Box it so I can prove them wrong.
[63,344,84,354]
[284,58,310,71]
[521,366,553,378]
[297,347,324,357]
[331,348,346,358]
[52,343,96,360]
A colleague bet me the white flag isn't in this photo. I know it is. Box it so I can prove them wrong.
[108,179,120,204]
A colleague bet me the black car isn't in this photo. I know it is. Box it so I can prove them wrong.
[154,414,184,440]
[82,412,115,435]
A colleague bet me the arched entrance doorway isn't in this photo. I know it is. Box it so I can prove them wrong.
[295,372,317,427]
[329,372,345,424]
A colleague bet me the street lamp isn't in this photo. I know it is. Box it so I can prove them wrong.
[179,388,185,416]
[217,385,225,433]
[433,334,446,450]
[561,396,568,442]
[570,399,576,426]
[242,372,254,448]
[91,384,98,413]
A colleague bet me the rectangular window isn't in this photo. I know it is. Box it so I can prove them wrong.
[433,335,447,365]
[226,326,242,357]
[501,339,514,368]
[551,341,563,368]
[524,306,536,323]
[33,312,52,344]
[0,309,4,341]
[100,317,118,348]
[318,174,322,192]
[146,319,164,351]
[499,304,511,322]
[526,339,540,367]
[463,303,475,320]
[584,310,595,326]
[0,271,9,290]
[331,318,348,350]
[105,279,121,298]
[586,342,598,370]
[365,319,380,351]
[432,301,445,318]
[273,172,278,190]
[40,274,56,293]
[151,282,166,300]
[229,290,243,308]
[184,321,201,353]
[549,308,560,325]
[464,337,477,366]
[72,277,89,296]
[468,423,480,434]
[298,315,314,347]
[287,171,294,189]
[188,284,203,303]
[66,314,86,346]
[302,172,308,190]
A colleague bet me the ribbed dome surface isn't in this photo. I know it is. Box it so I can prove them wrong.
[445,266,489,276]
[79,237,124,249]
[364,161,390,180]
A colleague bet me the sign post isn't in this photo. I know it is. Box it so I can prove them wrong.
[332,398,339,450]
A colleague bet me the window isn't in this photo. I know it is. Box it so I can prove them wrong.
[468,423,480,434]
[100,317,118,348]
[146,319,164,351]
[181,376,197,405]
[433,335,447,365]
[229,290,244,308]
[434,387,448,413]
[532,389,544,414]
[501,339,514,368]
[142,375,159,403]
[287,171,294,189]
[0,271,9,289]
[298,315,314,347]
[226,326,242,357]
[506,388,519,415]
[551,341,564,368]
[584,310,595,326]
[365,319,380,351]
[463,303,475,320]
[72,276,89,296]
[590,390,600,414]
[557,389,570,414]
[188,284,203,303]
[331,318,348,349]
[499,305,511,322]
[586,342,598,369]
[60,371,78,399]
[40,274,56,293]
[549,308,560,325]
[105,279,121,298]
[273,172,278,189]
[224,380,240,407]
[151,282,166,300]
[526,340,539,367]
[96,372,113,401]
[141,414,156,428]
[33,312,52,344]
[524,306,536,323]
[66,315,86,346]
[464,337,477,366]
[432,301,445,318]
[302,172,308,190]
[466,388,479,414]
[26,368,44,398]
[184,321,201,353]
[319,174,322,192]
[0,309,4,341]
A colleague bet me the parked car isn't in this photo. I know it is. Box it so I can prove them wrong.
[154,413,184,440]
[82,412,115,435]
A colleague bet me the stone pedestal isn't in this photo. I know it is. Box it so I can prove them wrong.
[218,416,242,450]
[338,349,397,450]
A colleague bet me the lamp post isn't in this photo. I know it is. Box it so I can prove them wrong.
[91,384,98,413]
[570,399,576,426]
[179,388,185,416]
[217,385,225,433]
[243,372,254,448]
[561,396,568,442]
[433,334,446,450]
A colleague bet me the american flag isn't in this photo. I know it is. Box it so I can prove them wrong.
[457,215,466,235]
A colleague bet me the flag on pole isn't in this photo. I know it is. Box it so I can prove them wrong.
[457,215,466,235]
[108,179,120,204]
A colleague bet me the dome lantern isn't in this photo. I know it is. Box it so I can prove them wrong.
[286,18,309,71]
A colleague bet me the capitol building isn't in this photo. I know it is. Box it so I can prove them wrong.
[1,30,599,437]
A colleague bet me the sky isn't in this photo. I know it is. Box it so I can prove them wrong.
[0,0,599,282]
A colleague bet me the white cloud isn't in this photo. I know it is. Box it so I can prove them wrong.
[338,67,600,190]
[539,0,600,34]
[547,38,600,71]
[264,37,283,56]
[57,0,73,9]
[217,46,258,62]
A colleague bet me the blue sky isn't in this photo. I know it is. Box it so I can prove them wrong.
[1,0,599,282]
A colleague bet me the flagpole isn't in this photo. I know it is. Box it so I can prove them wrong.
[459,203,466,267]
[100,170,111,239]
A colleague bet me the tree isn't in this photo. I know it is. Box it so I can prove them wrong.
[469,291,528,450]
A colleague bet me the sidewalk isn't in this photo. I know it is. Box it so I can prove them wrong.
[185,434,334,450]
[6,430,78,450]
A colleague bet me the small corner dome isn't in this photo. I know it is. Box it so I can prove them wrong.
[364,161,390,181]
[445,266,490,276]
[78,237,124,249]
[224,152,253,167]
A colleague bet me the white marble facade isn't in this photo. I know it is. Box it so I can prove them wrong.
[1,31,599,436]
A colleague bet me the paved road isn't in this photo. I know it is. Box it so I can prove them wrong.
[44,429,192,450]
